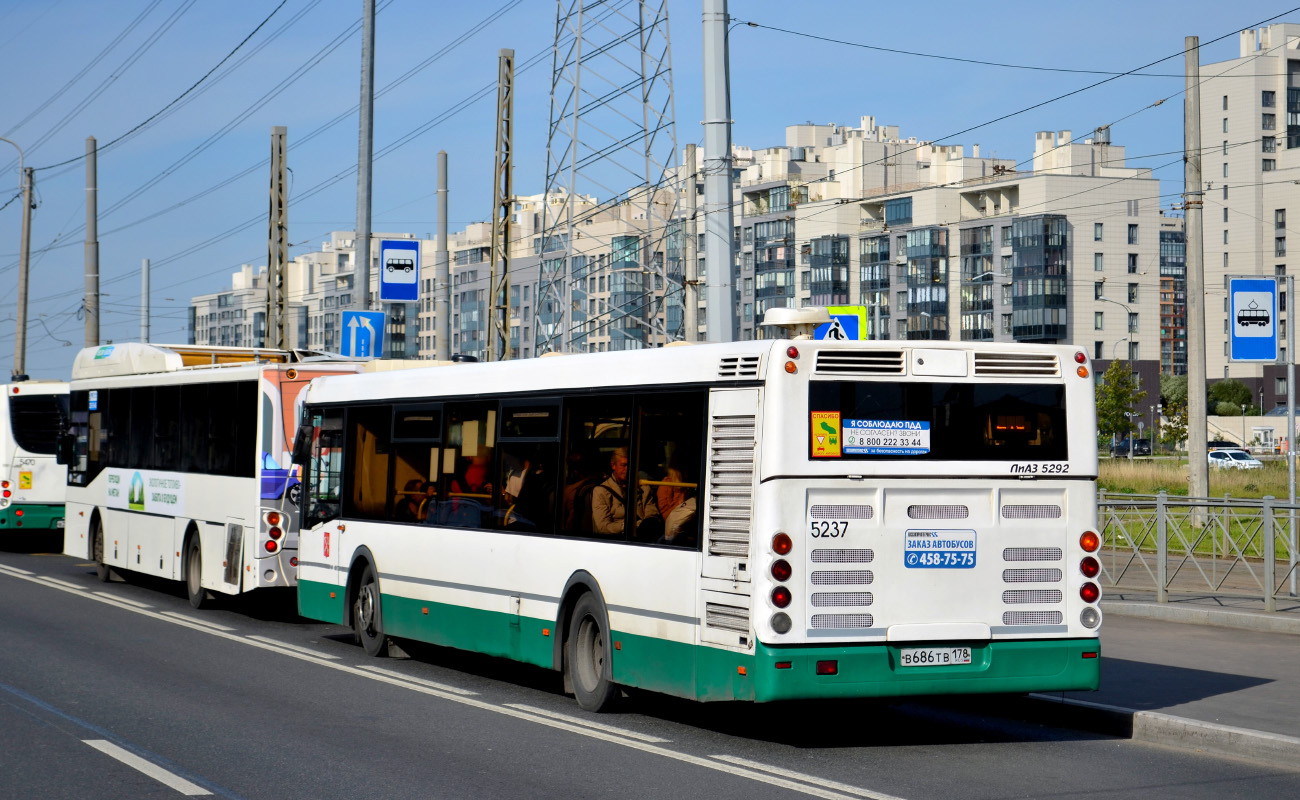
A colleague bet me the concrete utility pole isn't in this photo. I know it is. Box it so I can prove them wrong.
[266,126,289,349]
[1288,275,1296,595]
[355,0,376,312]
[701,0,735,342]
[488,48,514,361]
[1,134,33,378]
[684,143,698,342]
[435,150,450,361]
[85,136,99,348]
[140,259,150,343]
[1184,35,1209,500]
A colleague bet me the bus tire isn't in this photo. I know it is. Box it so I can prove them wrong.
[352,563,388,658]
[185,535,212,610]
[566,592,618,712]
[91,517,112,583]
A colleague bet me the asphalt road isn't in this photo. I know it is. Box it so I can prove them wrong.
[1,535,1297,800]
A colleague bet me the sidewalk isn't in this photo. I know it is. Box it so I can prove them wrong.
[1029,594,1300,765]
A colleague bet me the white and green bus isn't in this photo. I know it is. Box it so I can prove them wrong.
[294,330,1102,709]
[0,381,69,532]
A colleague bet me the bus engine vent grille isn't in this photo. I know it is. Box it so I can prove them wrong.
[907,504,969,519]
[814,350,904,376]
[1003,568,1063,583]
[1002,610,1063,625]
[811,570,872,585]
[705,602,751,633]
[811,549,874,563]
[707,415,756,558]
[811,613,874,629]
[718,354,761,379]
[811,592,873,607]
[1001,504,1062,519]
[1003,547,1063,562]
[810,504,873,519]
[974,352,1060,377]
[1002,589,1064,604]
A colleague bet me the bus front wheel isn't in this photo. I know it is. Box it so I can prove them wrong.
[353,563,388,658]
[185,537,212,610]
[91,519,111,583]
[566,593,619,712]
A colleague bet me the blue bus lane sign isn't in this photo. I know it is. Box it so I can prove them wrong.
[904,530,977,568]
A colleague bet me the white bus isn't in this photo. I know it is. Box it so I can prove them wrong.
[0,381,69,532]
[60,344,361,607]
[293,327,1102,710]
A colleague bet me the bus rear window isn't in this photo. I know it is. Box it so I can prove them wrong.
[808,381,1067,461]
[9,394,69,455]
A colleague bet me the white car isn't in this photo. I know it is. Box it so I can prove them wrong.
[1208,449,1263,470]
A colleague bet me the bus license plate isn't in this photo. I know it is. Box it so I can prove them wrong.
[899,646,972,667]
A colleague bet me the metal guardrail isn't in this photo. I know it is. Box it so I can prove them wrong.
[1098,491,1300,611]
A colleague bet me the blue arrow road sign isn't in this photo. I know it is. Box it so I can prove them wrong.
[340,310,385,357]
[379,240,419,302]
[1229,277,1278,362]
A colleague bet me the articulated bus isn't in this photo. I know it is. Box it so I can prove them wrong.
[60,344,362,607]
[0,381,69,532]
[293,326,1102,710]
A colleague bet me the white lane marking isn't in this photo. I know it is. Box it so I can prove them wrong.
[82,739,211,796]
[710,755,906,800]
[36,577,84,591]
[161,612,234,632]
[0,564,34,576]
[12,570,902,800]
[246,635,340,660]
[505,703,671,743]
[93,592,150,608]
[354,665,478,696]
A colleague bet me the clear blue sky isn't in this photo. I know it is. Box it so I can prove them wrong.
[0,0,1292,378]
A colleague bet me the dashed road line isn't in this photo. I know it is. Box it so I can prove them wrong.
[37,577,86,591]
[246,635,341,659]
[161,611,234,631]
[505,703,671,742]
[710,755,906,800]
[353,664,478,695]
[0,564,34,576]
[83,739,212,796]
[93,592,150,608]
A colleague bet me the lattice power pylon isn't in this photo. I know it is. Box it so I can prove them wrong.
[535,0,679,354]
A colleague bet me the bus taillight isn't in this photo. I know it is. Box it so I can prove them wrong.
[786,346,799,359]
[1080,582,1100,603]
[264,540,278,553]
[770,612,792,634]
[1,481,8,489]
[771,586,792,608]
[1079,556,1100,578]
[268,527,283,541]
[265,511,282,527]
[771,559,792,582]
[1079,531,1100,552]
[772,533,792,555]
[1074,351,1087,364]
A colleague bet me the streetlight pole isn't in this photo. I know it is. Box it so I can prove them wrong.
[0,137,32,379]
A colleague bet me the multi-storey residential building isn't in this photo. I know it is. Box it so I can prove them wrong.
[1200,24,1300,406]
[1159,217,1188,375]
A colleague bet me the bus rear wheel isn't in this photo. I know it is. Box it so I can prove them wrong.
[185,537,212,610]
[566,593,618,712]
[353,563,388,657]
[91,519,111,583]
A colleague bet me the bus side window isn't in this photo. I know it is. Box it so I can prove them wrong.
[437,402,498,530]
[560,396,633,540]
[634,392,706,548]
[498,401,560,534]
[343,405,392,521]
[391,404,442,524]
[306,409,344,528]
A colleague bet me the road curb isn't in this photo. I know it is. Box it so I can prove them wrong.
[1028,694,1300,766]
[1100,600,1300,636]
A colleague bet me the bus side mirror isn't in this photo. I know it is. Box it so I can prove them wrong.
[55,434,75,466]
[290,425,312,466]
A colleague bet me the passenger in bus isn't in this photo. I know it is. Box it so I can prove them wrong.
[656,467,697,546]
[591,447,659,536]
[440,451,494,528]
[397,479,424,521]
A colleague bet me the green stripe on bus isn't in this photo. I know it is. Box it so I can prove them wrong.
[298,579,346,625]
[0,504,65,531]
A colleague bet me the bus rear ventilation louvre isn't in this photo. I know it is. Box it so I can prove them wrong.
[907,504,969,520]
[1002,610,1063,626]
[706,414,756,557]
[814,350,904,376]
[1002,589,1063,604]
[1003,568,1063,583]
[811,570,872,585]
[1003,547,1063,562]
[811,592,873,607]
[705,602,750,633]
[974,352,1060,377]
[717,355,761,379]
[811,548,873,563]
[811,613,873,629]
[1001,504,1062,519]
[810,504,873,519]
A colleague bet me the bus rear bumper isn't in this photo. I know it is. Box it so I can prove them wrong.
[0,503,65,531]
[745,637,1100,702]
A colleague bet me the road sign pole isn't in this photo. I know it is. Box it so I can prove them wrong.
[1289,275,1296,596]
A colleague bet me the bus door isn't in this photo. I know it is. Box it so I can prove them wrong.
[700,388,759,650]
[299,409,345,584]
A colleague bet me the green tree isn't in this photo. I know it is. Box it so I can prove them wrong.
[1159,374,1187,407]
[1209,378,1252,410]
[1096,361,1148,441]
[1160,400,1187,451]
